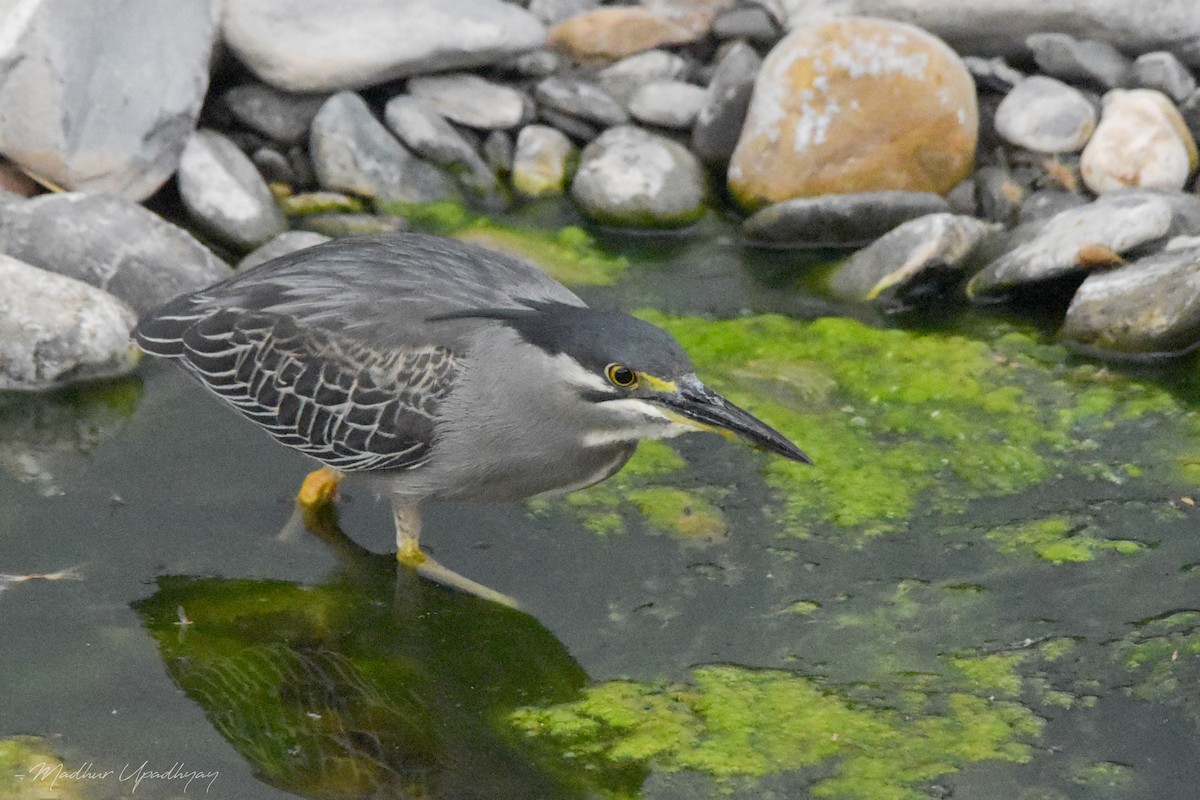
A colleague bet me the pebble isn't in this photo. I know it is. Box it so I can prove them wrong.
[222,0,546,92]
[251,147,296,185]
[1026,32,1130,90]
[528,0,598,26]
[1017,189,1089,224]
[177,129,286,251]
[512,125,576,197]
[692,41,761,164]
[963,56,1025,93]
[712,6,781,44]
[570,125,708,227]
[742,191,952,247]
[483,131,515,174]
[597,50,690,106]
[309,91,458,204]
[238,231,332,270]
[537,107,600,142]
[1080,89,1198,194]
[728,17,978,211]
[973,165,1028,226]
[0,192,230,315]
[1130,51,1197,104]
[993,76,1097,154]
[296,213,412,237]
[534,77,629,127]
[384,94,501,187]
[406,73,529,130]
[0,254,138,391]
[547,7,697,62]
[628,81,708,129]
[507,49,567,78]
[222,84,328,145]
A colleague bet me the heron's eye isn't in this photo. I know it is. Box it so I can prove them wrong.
[605,363,638,388]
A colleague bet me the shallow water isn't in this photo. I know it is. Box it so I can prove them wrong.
[3,212,1200,799]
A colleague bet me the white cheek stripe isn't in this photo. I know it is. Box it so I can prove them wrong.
[551,353,613,393]
[582,398,694,447]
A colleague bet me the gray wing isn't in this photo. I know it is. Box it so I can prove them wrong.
[134,232,583,472]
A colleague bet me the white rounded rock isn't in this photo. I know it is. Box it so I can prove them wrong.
[994,76,1096,153]
[628,81,708,129]
[1081,88,1198,194]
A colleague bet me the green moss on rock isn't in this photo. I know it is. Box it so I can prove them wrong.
[986,517,1144,563]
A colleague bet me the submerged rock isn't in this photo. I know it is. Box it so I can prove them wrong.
[1080,89,1198,194]
[406,73,529,130]
[993,76,1097,154]
[512,125,576,197]
[743,191,951,247]
[0,255,138,391]
[830,213,999,308]
[238,231,331,270]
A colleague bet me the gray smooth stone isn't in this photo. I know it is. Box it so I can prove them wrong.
[507,49,567,78]
[1026,32,1130,90]
[1017,189,1089,224]
[0,193,230,315]
[538,107,601,142]
[295,213,412,237]
[743,191,951,247]
[535,77,629,127]
[830,213,999,307]
[993,76,1097,154]
[0,254,138,391]
[483,130,515,173]
[406,73,529,130]
[238,231,332,270]
[963,56,1024,92]
[527,0,597,25]
[713,6,781,43]
[0,0,215,200]
[177,129,286,251]
[629,81,708,129]
[222,84,328,145]
[597,50,690,106]
[691,41,762,164]
[309,92,457,204]
[1062,246,1200,357]
[1131,51,1198,104]
[252,147,296,185]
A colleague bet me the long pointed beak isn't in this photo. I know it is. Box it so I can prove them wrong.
[651,375,812,464]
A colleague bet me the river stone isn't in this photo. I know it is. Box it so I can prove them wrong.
[1026,33,1130,90]
[597,50,690,106]
[512,125,576,197]
[0,254,138,391]
[728,17,977,211]
[963,56,1024,92]
[829,213,999,307]
[222,0,545,92]
[537,107,600,142]
[296,213,411,238]
[570,125,708,227]
[0,0,214,201]
[547,7,698,62]
[692,42,762,164]
[1061,246,1200,357]
[966,192,1180,301]
[534,77,629,127]
[177,129,286,251]
[528,0,597,26]
[406,74,528,130]
[309,92,457,204]
[1131,52,1197,104]
[713,6,782,43]
[743,191,951,247]
[483,130,514,173]
[1018,189,1089,224]
[238,231,331,270]
[1080,89,1198,194]
[973,165,1027,225]
[0,193,230,315]
[629,81,707,129]
[994,76,1097,154]
[222,84,328,145]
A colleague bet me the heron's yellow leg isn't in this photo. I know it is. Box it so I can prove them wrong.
[392,503,425,567]
[297,466,342,508]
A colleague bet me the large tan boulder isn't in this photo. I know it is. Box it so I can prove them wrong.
[728,17,978,211]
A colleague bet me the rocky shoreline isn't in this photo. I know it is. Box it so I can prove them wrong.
[4,0,1200,390]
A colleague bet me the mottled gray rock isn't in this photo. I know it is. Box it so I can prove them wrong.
[1062,246,1200,357]
[691,41,761,163]
[309,92,457,204]
[296,213,411,237]
[1017,189,1088,224]
[0,254,138,390]
[967,192,1183,301]
[222,84,328,145]
[629,81,708,129]
[513,125,576,197]
[528,0,598,25]
[0,0,215,200]
[0,193,230,315]
[1131,51,1197,104]
[538,108,601,142]
[570,125,708,227]
[994,76,1097,154]
[223,0,546,92]
[963,56,1024,93]
[535,77,629,127]
[508,49,567,78]
[830,213,999,307]
[713,6,781,43]
[177,129,286,251]
[384,94,502,202]
[251,147,296,184]
[1081,89,1198,194]
[597,50,690,106]
[238,231,331,270]
[483,130,515,173]
[743,191,951,247]
[1026,33,1130,90]
[406,73,529,130]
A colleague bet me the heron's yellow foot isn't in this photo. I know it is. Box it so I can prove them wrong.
[297,466,342,508]
[396,537,426,567]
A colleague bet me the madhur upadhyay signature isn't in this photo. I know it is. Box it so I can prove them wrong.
[17,760,220,794]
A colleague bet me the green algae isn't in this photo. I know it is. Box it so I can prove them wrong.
[1112,612,1200,706]
[986,517,1145,563]
[279,191,365,216]
[0,736,89,800]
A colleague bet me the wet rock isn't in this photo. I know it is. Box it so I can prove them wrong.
[238,231,331,270]
[829,213,998,307]
[1080,89,1198,194]
[0,254,138,391]
[963,56,1024,93]
[1018,189,1088,224]
[728,17,977,211]
[967,192,1183,301]
[309,92,457,204]
[278,191,365,216]
[512,125,576,197]
[692,41,762,164]
[597,50,690,106]
[406,73,528,130]
[534,77,629,128]
[528,0,597,26]
[570,125,708,228]
[223,0,545,92]
[0,193,230,315]
[222,84,328,145]
[177,129,286,251]
[1061,246,1200,357]
[1026,33,1130,90]
[973,165,1028,226]
[383,95,503,204]
[629,81,707,129]
[0,0,215,200]
[296,213,412,237]
[547,7,697,62]
[537,107,600,142]
[994,76,1097,154]
[713,6,781,43]
[1131,52,1197,104]
[743,191,951,247]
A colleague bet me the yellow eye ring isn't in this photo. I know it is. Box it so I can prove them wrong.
[605,363,637,388]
